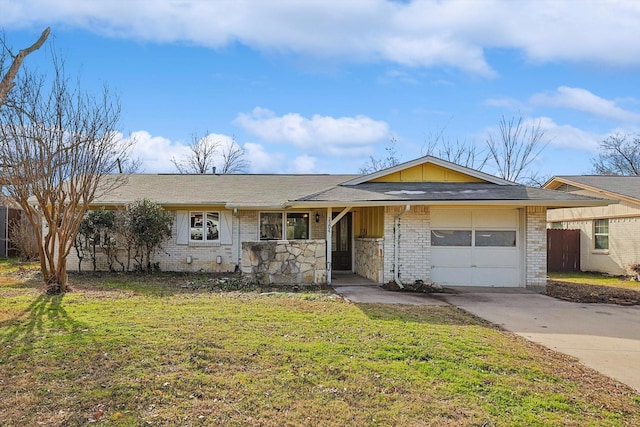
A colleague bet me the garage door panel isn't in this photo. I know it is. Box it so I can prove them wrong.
[473,249,518,268]
[431,210,472,228]
[473,268,519,286]
[473,211,517,228]
[431,267,473,285]
[431,248,472,267]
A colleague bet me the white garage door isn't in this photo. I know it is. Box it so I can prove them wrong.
[430,209,521,287]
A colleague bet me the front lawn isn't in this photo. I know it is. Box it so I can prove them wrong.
[548,271,640,290]
[1,270,639,426]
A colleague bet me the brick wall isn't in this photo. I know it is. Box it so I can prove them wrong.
[526,206,547,288]
[382,206,430,285]
[67,208,329,274]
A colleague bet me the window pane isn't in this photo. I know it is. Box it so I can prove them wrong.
[190,212,203,241]
[475,231,516,247]
[551,222,563,229]
[595,235,609,250]
[594,219,609,234]
[260,212,283,240]
[431,230,472,246]
[206,212,219,241]
[286,213,309,240]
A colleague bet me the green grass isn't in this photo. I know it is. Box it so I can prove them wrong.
[1,271,638,426]
[549,271,640,290]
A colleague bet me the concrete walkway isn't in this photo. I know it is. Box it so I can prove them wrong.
[332,274,640,392]
[331,272,448,306]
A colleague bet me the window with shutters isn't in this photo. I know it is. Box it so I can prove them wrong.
[190,211,219,242]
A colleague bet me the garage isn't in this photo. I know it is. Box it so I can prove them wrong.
[430,208,522,287]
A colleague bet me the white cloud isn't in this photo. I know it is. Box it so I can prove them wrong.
[291,155,317,174]
[234,107,389,156]
[4,1,640,75]
[530,87,640,124]
[534,117,603,152]
[126,130,189,173]
[242,142,285,174]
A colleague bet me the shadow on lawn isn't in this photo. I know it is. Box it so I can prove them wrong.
[0,294,88,361]
[355,302,487,327]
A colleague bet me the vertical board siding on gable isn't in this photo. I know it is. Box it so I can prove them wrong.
[371,163,484,183]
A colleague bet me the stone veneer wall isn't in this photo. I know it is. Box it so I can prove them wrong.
[382,206,430,284]
[526,206,547,288]
[354,238,384,283]
[241,239,327,285]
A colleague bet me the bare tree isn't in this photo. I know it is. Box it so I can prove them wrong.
[0,58,135,294]
[422,126,488,169]
[359,137,400,174]
[486,115,549,183]
[592,133,640,175]
[0,28,50,105]
[219,138,249,173]
[172,133,249,174]
[171,132,219,174]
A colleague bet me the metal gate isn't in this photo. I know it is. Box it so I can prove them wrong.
[547,229,580,272]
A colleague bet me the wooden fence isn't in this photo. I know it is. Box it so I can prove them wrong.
[547,229,580,272]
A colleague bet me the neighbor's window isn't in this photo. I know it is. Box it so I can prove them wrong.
[286,213,309,239]
[190,211,219,242]
[431,230,472,246]
[260,212,283,240]
[475,231,516,247]
[594,219,609,250]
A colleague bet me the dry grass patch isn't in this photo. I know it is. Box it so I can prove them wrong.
[1,269,639,426]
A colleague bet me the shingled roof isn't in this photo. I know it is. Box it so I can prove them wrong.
[90,174,357,208]
[546,176,640,202]
[89,173,612,209]
[290,181,612,208]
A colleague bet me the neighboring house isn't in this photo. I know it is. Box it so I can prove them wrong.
[545,176,640,276]
[72,156,608,288]
[0,196,23,258]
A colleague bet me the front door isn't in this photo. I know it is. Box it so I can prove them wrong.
[332,212,352,271]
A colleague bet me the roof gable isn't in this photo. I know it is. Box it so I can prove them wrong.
[342,156,514,186]
[544,176,640,205]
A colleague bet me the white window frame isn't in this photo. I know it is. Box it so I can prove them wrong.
[594,218,609,251]
[189,211,220,243]
[259,211,311,241]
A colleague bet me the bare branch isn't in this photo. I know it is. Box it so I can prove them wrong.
[591,133,640,175]
[486,115,548,183]
[219,137,249,173]
[0,53,133,293]
[172,132,219,174]
[360,137,400,174]
[0,27,50,105]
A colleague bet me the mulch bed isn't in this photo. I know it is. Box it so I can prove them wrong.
[547,280,640,305]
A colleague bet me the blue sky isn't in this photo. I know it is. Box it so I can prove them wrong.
[1,0,639,179]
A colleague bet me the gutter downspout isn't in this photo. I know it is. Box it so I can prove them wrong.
[234,208,241,272]
[394,204,411,289]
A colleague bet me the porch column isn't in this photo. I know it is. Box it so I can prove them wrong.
[326,206,332,284]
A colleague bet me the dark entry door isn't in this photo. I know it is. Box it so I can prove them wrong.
[332,213,352,271]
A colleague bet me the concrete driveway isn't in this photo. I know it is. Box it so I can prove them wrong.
[437,288,640,392]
